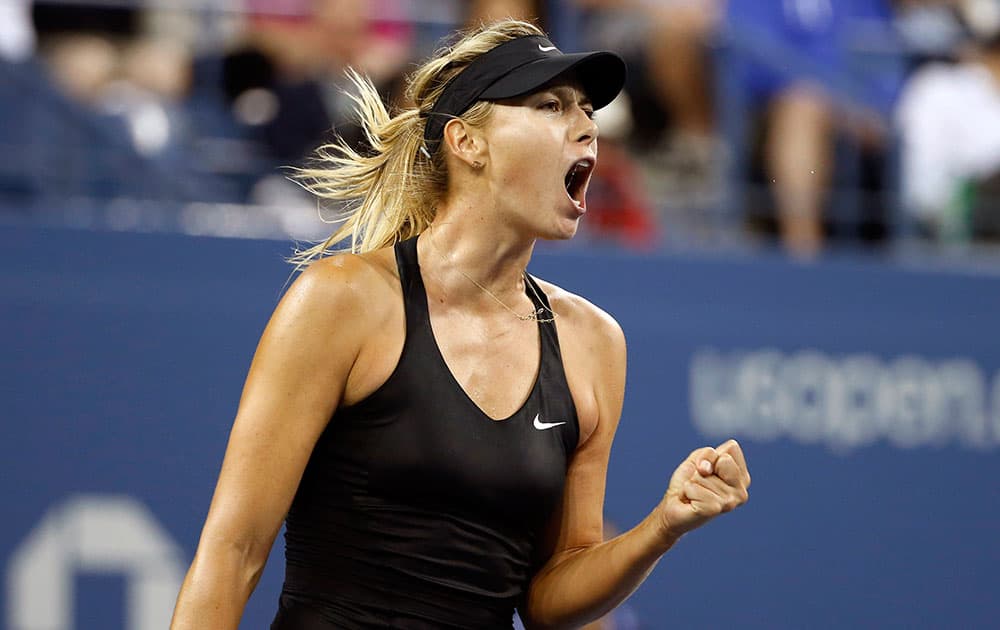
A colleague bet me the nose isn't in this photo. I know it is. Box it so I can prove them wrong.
[574,107,599,145]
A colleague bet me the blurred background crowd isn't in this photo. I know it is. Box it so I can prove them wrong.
[3,0,1000,260]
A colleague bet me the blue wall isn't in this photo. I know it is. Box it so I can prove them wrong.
[3,226,998,629]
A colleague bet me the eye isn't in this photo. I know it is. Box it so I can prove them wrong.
[541,100,561,113]
[582,108,595,120]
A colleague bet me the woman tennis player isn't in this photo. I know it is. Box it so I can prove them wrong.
[171,19,750,629]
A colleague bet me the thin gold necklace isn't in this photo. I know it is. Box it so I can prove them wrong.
[425,228,557,323]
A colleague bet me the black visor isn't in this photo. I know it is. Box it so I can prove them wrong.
[422,35,627,155]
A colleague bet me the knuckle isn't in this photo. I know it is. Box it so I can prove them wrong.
[719,463,737,481]
[690,446,716,463]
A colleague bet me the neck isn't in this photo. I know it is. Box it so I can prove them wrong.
[423,222,534,293]
[419,197,537,310]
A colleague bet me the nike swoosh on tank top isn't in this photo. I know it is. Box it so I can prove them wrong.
[273,236,580,629]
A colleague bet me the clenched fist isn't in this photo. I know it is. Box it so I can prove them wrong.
[656,439,751,540]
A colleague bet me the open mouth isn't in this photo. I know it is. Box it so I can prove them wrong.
[564,158,595,208]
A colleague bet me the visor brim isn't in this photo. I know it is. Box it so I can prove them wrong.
[478,51,626,110]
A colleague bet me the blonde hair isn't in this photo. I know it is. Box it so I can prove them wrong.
[289,19,546,267]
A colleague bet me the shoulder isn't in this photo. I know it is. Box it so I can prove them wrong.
[289,248,396,303]
[273,247,399,338]
[534,276,625,355]
[294,247,396,293]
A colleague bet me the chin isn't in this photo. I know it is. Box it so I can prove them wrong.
[539,218,581,242]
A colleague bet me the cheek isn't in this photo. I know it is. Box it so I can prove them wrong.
[500,154,553,194]
[492,126,562,186]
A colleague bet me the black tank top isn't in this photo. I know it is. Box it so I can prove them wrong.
[273,237,580,629]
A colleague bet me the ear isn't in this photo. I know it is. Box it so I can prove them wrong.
[442,118,488,169]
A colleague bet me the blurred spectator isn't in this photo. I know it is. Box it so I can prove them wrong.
[894,0,971,60]
[10,1,240,204]
[896,0,1000,242]
[576,0,913,258]
[2,1,422,209]
[31,1,139,104]
[0,0,35,62]
[668,0,901,258]
[215,0,365,165]
[193,0,415,204]
[467,0,548,25]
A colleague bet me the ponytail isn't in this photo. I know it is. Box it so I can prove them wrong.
[288,19,545,267]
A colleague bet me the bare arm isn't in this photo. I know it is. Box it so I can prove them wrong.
[170,257,378,629]
[522,303,751,629]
